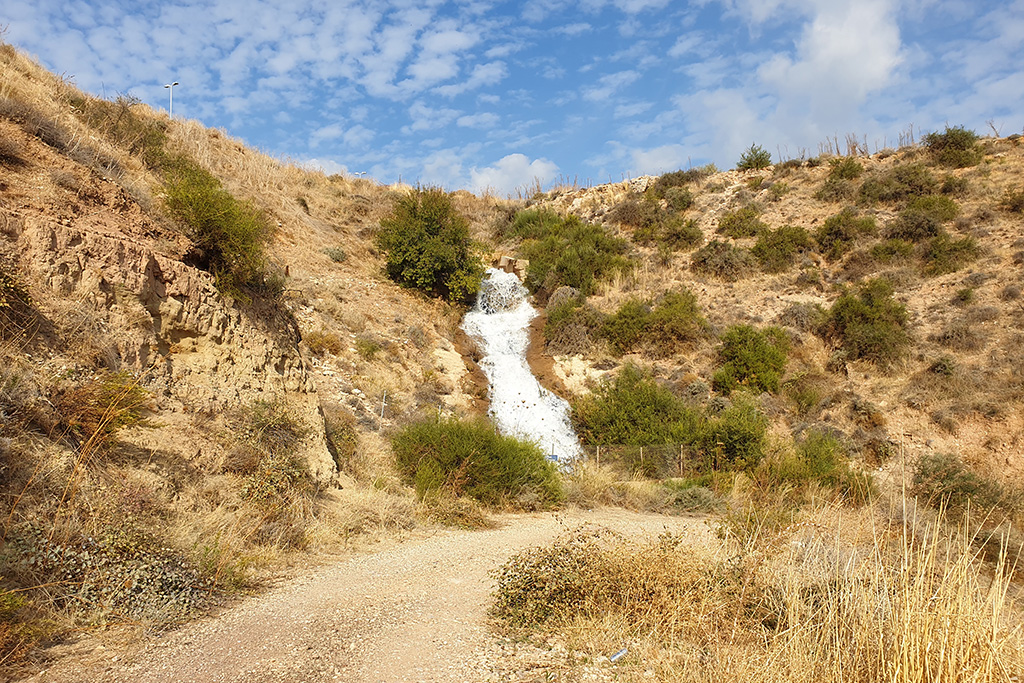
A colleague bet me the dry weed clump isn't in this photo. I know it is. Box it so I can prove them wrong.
[492,504,1024,682]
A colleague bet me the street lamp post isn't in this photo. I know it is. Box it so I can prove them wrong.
[164,81,179,118]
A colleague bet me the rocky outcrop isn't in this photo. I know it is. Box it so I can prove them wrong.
[6,207,337,481]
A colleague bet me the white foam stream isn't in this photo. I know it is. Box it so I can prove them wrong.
[462,268,582,462]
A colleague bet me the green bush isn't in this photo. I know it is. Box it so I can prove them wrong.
[71,94,168,167]
[163,156,279,299]
[690,240,756,280]
[599,290,708,356]
[391,417,563,506]
[712,325,789,395]
[694,397,768,470]
[821,279,911,365]
[886,195,960,242]
[859,164,938,204]
[770,431,873,504]
[658,217,704,251]
[828,156,864,180]
[600,298,650,355]
[922,125,982,168]
[737,144,772,170]
[716,205,766,238]
[375,187,483,303]
[544,297,604,355]
[664,186,695,211]
[815,208,877,260]
[650,166,716,196]
[571,365,699,445]
[752,224,813,272]
[646,290,709,353]
[940,174,969,196]
[814,177,855,202]
[921,233,979,276]
[870,239,914,263]
[512,209,632,295]
[913,452,1014,513]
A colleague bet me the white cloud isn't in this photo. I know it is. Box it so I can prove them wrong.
[582,69,641,101]
[614,101,655,118]
[557,22,593,35]
[301,157,349,175]
[469,154,558,196]
[404,101,461,132]
[436,60,508,97]
[757,0,904,119]
[630,144,689,174]
[457,112,500,128]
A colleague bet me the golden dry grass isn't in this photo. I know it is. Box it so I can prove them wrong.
[494,498,1023,682]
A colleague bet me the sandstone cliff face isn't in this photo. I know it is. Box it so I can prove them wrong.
[1,131,336,481]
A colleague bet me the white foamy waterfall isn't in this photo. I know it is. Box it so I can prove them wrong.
[462,268,582,462]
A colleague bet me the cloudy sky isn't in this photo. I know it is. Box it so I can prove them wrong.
[4,0,1022,195]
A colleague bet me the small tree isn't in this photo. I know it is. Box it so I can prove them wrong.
[375,187,483,304]
[737,143,772,171]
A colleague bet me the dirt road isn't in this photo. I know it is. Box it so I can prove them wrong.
[22,508,710,683]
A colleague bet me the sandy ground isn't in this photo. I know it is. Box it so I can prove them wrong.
[20,508,711,683]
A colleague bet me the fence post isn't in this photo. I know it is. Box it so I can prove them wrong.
[679,444,684,477]
[640,446,644,474]
[596,445,600,469]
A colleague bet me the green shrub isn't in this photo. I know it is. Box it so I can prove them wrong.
[163,156,279,299]
[599,290,708,356]
[658,217,704,251]
[650,166,715,196]
[815,208,877,260]
[913,452,1013,513]
[752,224,813,272]
[512,209,632,295]
[694,397,768,470]
[921,233,979,276]
[607,197,654,229]
[571,365,699,445]
[600,298,650,355]
[71,94,168,167]
[870,239,914,263]
[940,174,969,196]
[646,290,709,353]
[737,143,772,170]
[391,417,563,506]
[375,187,483,303]
[828,156,864,180]
[886,195,960,242]
[663,186,695,211]
[323,246,347,263]
[766,182,790,202]
[544,297,604,355]
[815,177,856,202]
[859,164,938,204]
[923,125,982,168]
[821,279,911,365]
[716,205,766,238]
[771,431,873,504]
[690,240,756,280]
[712,325,789,395]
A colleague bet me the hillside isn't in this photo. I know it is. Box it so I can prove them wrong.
[2,40,1024,681]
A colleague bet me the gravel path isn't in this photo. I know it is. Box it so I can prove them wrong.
[21,508,710,683]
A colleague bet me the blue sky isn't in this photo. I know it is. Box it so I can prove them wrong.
[4,0,1023,195]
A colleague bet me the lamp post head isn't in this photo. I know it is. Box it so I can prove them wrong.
[164,81,179,88]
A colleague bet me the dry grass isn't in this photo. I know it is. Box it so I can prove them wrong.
[493,499,1024,682]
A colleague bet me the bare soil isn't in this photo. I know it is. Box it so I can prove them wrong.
[20,509,709,683]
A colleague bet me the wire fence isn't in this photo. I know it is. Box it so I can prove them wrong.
[578,443,712,479]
